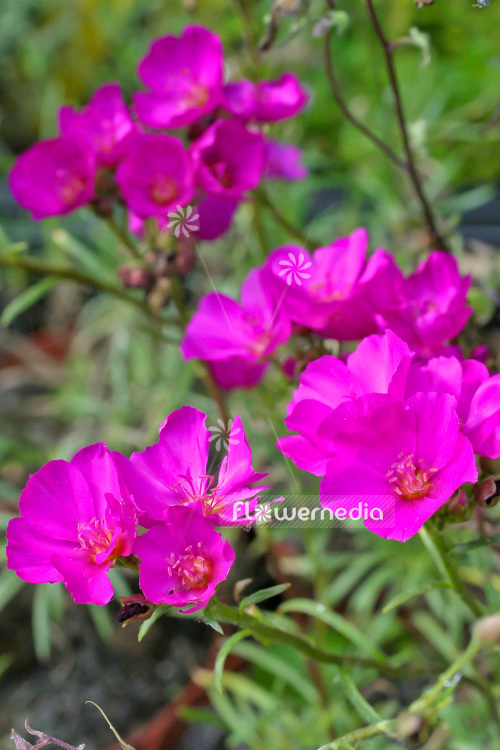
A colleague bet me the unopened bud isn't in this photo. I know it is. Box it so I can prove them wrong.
[118,265,153,290]
[473,612,500,646]
[475,477,500,508]
[395,712,428,743]
[117,595,154,627]
[448,490,468,515]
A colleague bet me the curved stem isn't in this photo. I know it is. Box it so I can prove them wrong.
[254,188,317,250]
[323,29,408,172]
[106,215,143,260]
[317,636,484,750]
[419,525,485,618]
[364,0,450,252]
[0,253,157,321]
[208,598,414,676]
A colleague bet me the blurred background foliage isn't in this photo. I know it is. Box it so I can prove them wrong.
[0,1,500,749]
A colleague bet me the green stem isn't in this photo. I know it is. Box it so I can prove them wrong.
[316,719,396,749]
[364,0,450,252]
[409,638,482,714]
[170,277,229,424]
[317,636,484,750]
[106,215,143,260]
[208,598,409,676]
[254,188,317,250]
[419,525,485,618]
[0,253,158,322]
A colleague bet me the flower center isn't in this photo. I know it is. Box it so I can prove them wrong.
[151,175,178,205]
[77,518,115,561]
[167,544,212,589]
[208,160,233,188]
[311,277,351,302]
[185,83,209,108]
[57,171,86,206]
[386,453,436,501]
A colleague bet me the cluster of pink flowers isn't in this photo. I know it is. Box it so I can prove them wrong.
[9,26,308,241]
[6,407,269,609]
[182,230,493,542]
[278,328,500,541]
[182,228,472,388]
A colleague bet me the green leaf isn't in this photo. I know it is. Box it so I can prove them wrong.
[88,604,114,641]
[0,568,25,611]
[0,653,13,679]
[137,604,171,642]
[232,641,318,703]
[382,581,452,613]
[452,534,500,554]
[203,613,224,634]
[32,583,53,662]
[279,598,388,663]
[1,277,58,327]
[179,707,225,729]
[239,583,290,611]
[338,669,383,725]
[215,630,252,693]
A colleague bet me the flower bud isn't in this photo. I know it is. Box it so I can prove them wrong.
[475,476,500,508]
[448,490,468,515]
[395,712,429,744]
[473,612,500,646]
[117,595,154,627]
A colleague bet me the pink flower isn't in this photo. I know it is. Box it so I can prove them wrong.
[264,139,308,181]
[223,73,308,122]
[59,83,137,167]
[134,26,224,129]
[377,252,472,357]
[197,194,240,240]
[133,505,234,612]
[115,133,194,217]
[278,331,414,475]
[320,392,477,542]
[181,268,292,389]
[6,444,137,604]
[113,406,267,526]
[406,356,500,459]
[190,120,266,199]
[262,229,402,340]
[9,138,95,219]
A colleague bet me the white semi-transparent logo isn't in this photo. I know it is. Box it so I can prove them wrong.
[209,418,241,452]
[167,204,200,238]
[278,251,312,286]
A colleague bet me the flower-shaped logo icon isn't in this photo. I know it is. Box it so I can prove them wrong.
[254,503,273,525]
[209,418,241,452]
[277,251,312,286]
[167,204,200,238]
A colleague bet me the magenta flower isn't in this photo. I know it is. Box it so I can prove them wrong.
[320,392,477,542]
[133,505,234,613]
[9,138,95,219]
[6,444,137,604]
[197,194,240,240]
[264,139,308,181]
[223,73,308,122]
[59,83,137,167]
[262,229,403,340]
[190,120,266,199]
[377,252,472,357]
[407,355,500,459]
[115,133,194,217]
[181,268,292,389]
[278,331,414,475]
[134,26,224,129]
[113,406,267,526]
